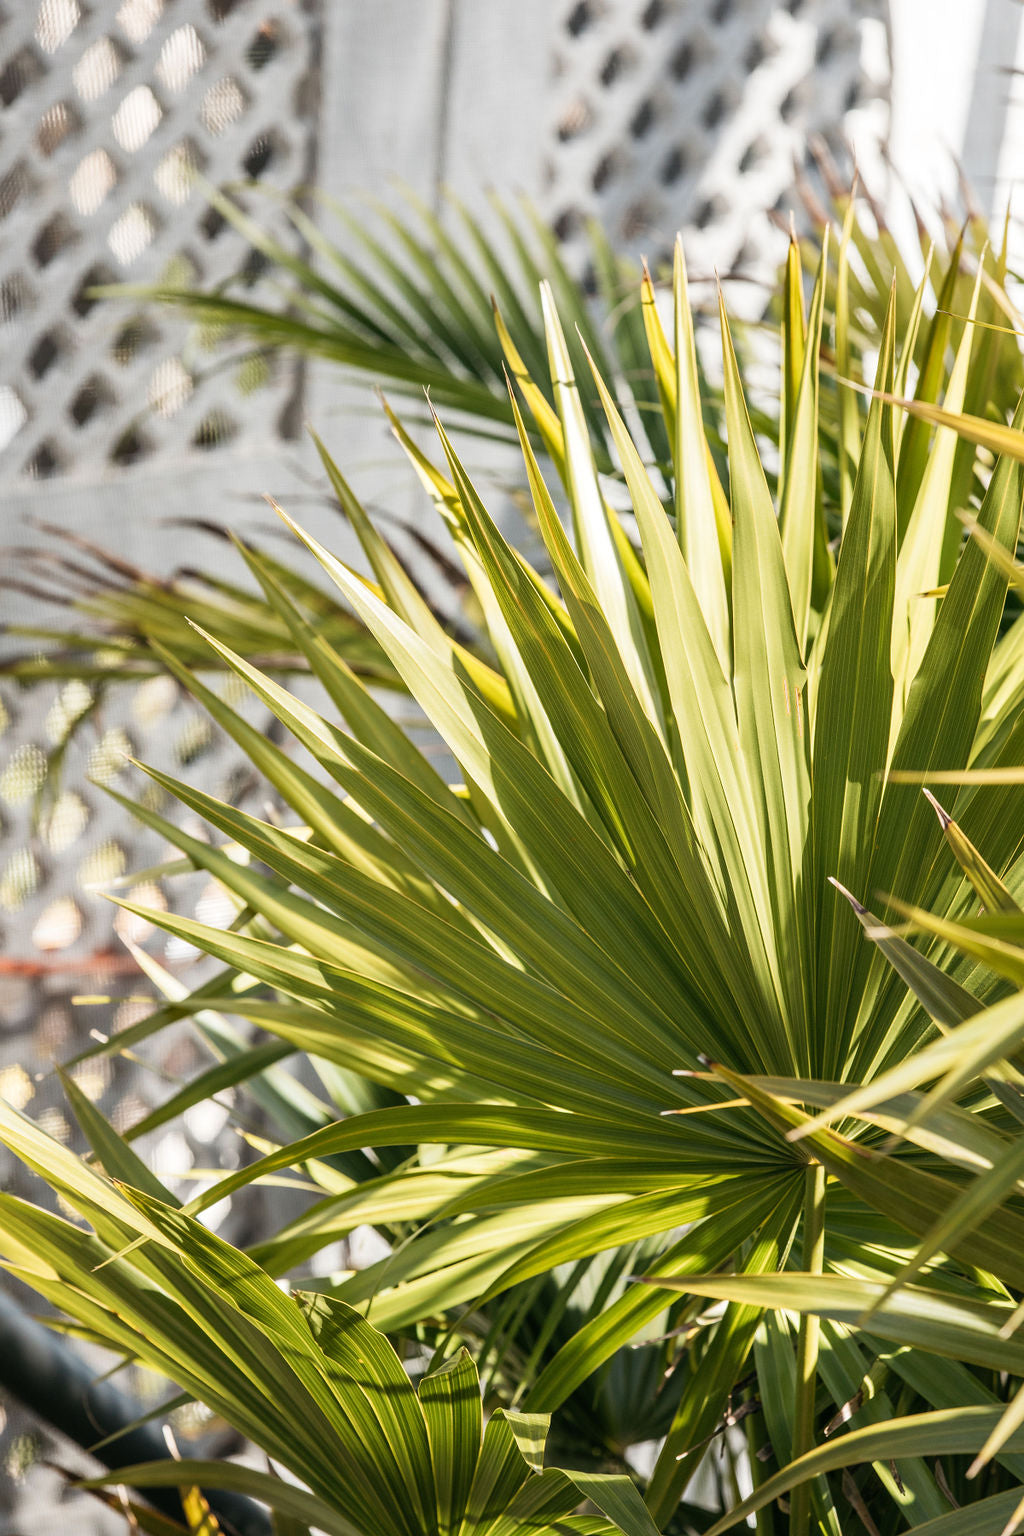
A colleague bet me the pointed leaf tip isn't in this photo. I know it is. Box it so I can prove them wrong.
[828,876,867,914]
[922,787,953,828]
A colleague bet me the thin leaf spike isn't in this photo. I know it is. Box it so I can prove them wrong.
[891,261,984,734]
[779,226,829,652]
[890,245,933,461]
[923,788,1022,914]
[895,229,964,524]
[492,300,565,473]
[640,259,675,431]
[809,285,897,1075]
[540,281,662,726]
[583,338,791,1066]
[719,285,811,1057]
[400,401,582,804]
[780,221,807,473]
[835,192,860,529]
[673,239,730,666]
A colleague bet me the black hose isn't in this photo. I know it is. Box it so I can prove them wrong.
[0,1289,272,1536]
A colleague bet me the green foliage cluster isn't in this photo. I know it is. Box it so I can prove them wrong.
[6,191,1024,1536]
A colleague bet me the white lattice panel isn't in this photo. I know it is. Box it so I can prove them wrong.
[0,665,271,963]
[0,0,317,484]
[539,0,889,283]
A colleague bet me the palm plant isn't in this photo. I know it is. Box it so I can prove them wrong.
[0,1082,659,1536]
[664,785,1024,1533]
[2,177,973,706]
[5,204,1024,1534]
[0,191,657,791]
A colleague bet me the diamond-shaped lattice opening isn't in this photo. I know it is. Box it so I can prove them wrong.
[630,96,658,139]
[671,39,702,81]
[235,352,271,394]
[845,78,866,113]
[200,75,247,135]
[72,261,116,316]
[156,23,206,92]
[1,274,34,324]
[28,326,66,378]
[620,199,655,241]
[200,203,228,241]
[552,205,583,242]
[0,386,28,452]
[215,672,249,710]
[36,0,81,53]
[191,410,237,453]
[557,97,592,142]
[0,849,40,912]
[591,150,620,193]
[69,147,118,215]
[108,202,158,266]
[5,742,56,804]
[87,726,132,783]
[159,251,201,287]
[112,83,163,152]
[138,779,168,814]
[111,312,159,364]
[24,439,61,478]
[69,374,115,427]
[0,46,44,108]
[109,425,152,465]
[660,145,690,185]
[32,897,82,951]
[113,879,165,944]
[70,1057,111,1104]
[241,130,278,179]
[174,713,214,762]
[132,672,178,724]
[73,35,123,101]
[148,356,193,417]
[77,839,126,888]
[154,138,204,205]
[0,1065,34,1112]
[0,161,36,221]
[42,790,89,851]
[37,99,82,156]
[111,1095,148,1134]
[239,247,271,286]
[780,84,805,123]
[117,0,163,45]
[37,1108,70,1144]
[702,87,732,132]
[599,46,634,87]
[194,878,234,930]
[246,21,281,71]
[38,1004,71,1057]
[218,760,258,806]
[32,210,78,267]
[738,136,769,174]
[566,2,600,37]
[693,192,727,231]
[745,33,774,73]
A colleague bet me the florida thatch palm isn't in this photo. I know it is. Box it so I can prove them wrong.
[5,216,1024,1534]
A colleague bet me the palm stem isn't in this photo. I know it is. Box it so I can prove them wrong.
[790,1162,826,1536]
